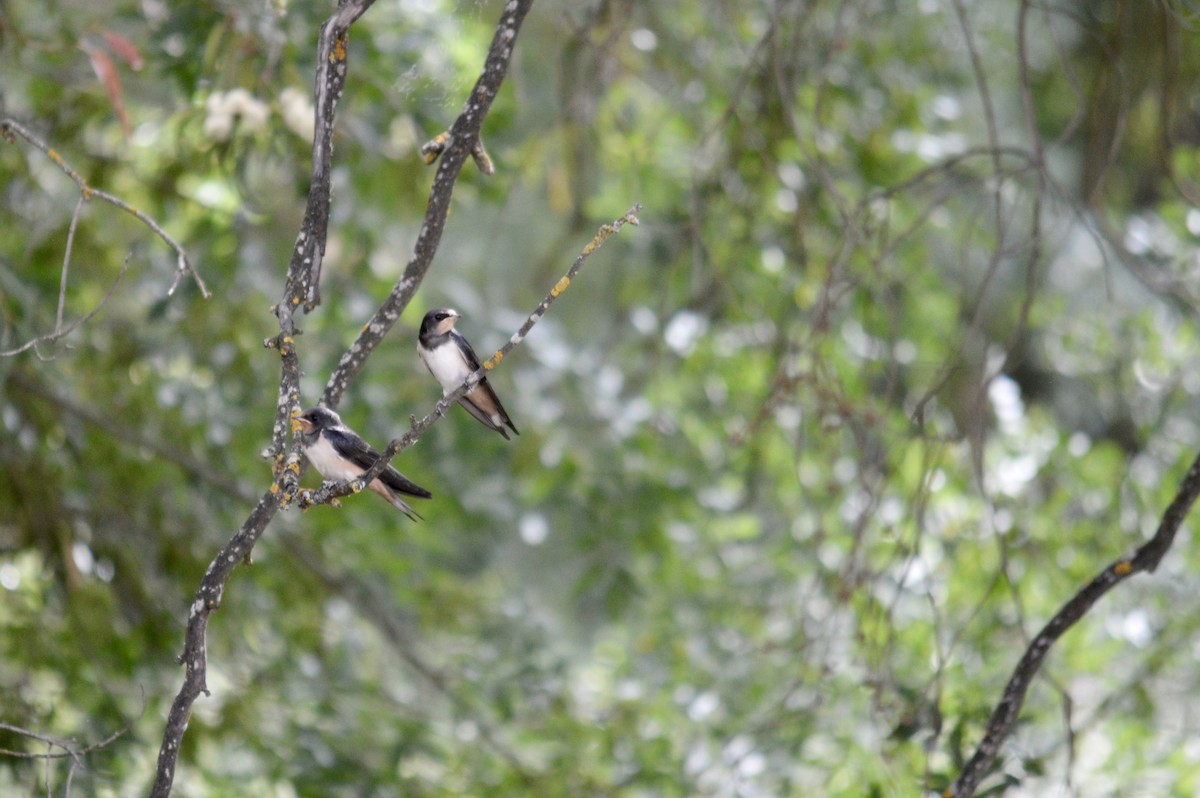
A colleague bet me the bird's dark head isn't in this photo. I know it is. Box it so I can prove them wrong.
[420,307,461,337]
[293,406,340,436]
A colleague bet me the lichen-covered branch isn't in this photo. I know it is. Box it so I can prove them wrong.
[149,0,378,794]
[148,487,288,798]
[279,0,376,316]
[321,0,535,408]
[151,2,536,795]
[268,0,378,460]
[948,450,1200,797]
[299,204,640,510]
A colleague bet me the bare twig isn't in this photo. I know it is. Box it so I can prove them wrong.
[0,118,209,299]
[298,204,641,510]
[947,450,1200,797]
[56,197,85,330]
[1,706,140,797]
[0,252,132,359]
[0,720,131,766]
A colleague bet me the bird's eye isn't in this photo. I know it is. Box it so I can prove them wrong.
[437,312,448,320]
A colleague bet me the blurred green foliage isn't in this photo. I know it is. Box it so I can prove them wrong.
[4,0,1200,795]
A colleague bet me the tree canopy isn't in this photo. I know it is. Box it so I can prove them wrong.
[4,0,1200,796]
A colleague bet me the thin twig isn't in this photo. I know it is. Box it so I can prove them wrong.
[0,718,133,767]
[0,118,209,299]
[56,197,85,330]
[0,253,133,359]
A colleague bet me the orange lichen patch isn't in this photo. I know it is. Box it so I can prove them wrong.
[421,131,450,164]
[551,276,570,297]
[330,35,347,62]
[582,224,614,255]
[1114,561,1133,575]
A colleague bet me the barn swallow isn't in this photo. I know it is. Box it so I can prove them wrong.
[417,308,519,440]
[293,406,431,520]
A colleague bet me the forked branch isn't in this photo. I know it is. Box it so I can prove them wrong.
[150,2,536,796]
[0,118,208,299]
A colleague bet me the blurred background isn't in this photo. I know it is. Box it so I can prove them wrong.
[4,0,1200,795]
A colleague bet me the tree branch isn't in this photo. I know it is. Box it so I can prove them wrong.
[321,0,535,409]
[0,118,209,299]
[150,2,536,795]
[266,0,379,460]
[948,449,1200,797]
[279,0,376,315]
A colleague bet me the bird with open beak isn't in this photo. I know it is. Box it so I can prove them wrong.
[293,406,431,520]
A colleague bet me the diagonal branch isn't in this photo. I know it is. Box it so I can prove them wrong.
[0,118,209,299]
[321,0,536,409]
[948,449,1200,797]
[298,204,641,510]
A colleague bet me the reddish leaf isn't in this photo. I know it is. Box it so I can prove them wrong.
[82,41,130,138]
[101,31,144,71]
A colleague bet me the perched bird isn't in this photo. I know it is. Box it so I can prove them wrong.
[293,406,431,520]
[417,307,519,440]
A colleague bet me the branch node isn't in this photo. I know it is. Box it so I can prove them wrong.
[471,136,495,175]
[420,130,451,164]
